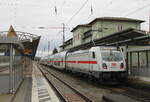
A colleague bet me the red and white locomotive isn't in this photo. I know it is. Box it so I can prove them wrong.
[45,46,127,81]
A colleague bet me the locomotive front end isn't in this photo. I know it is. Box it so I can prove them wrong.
[99,47,127,81]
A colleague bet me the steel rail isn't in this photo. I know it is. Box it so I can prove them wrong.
[39,65,93,102]
[39,67,67,102]
[41,63,150,102]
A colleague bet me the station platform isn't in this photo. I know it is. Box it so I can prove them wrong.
[103,94,140,102]
[0,62,60,102]
[129,76,150,82]
[126,76,150,92]
[128,76,150,86]
[31,62,59,102]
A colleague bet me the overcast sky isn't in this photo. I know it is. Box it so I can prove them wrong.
[0,0,150,57]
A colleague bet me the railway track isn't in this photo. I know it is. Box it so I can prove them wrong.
[40,64,150,102]
[39,65,92,102]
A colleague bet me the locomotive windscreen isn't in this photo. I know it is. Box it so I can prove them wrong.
[101,51,123,61]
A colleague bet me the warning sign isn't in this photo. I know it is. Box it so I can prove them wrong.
[7,25,17,37]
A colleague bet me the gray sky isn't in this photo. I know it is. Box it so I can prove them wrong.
[0,0,150,57]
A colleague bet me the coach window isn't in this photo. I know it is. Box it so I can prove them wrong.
[92,52,95,58]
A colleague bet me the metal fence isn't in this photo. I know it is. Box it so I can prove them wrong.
[13,55,23,91]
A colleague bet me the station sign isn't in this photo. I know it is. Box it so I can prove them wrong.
[24,48,32,55]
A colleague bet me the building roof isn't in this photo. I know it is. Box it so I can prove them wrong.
[60,38,73,47]
[68,28,150,52]
[71,24,91,32]
[88,17,145,25]
[0,30,41,59]
[0,37,24,49]
[71,17,144,33]
[94,28,148,45]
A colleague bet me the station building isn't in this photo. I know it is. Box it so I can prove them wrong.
[60,17,144,50]
[60,17,150,80]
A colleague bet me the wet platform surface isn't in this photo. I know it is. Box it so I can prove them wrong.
[32,63,60,102]
[127,76,150,92]
[103,94,140,102]
[13,77,32,102]
[0,62,60,102]
[129,76,150,83]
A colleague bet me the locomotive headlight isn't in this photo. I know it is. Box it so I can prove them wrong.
[102,63,107,69]
[120,63,124,69]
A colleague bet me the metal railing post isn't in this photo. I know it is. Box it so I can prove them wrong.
[10,44,14,93]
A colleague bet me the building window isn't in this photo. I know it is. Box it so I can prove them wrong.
[148,51,150,67]
[117,25,123,31]
[131,52,138,68]
[139,51,147,68]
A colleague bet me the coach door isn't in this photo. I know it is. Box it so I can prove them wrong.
[89,52,95,73]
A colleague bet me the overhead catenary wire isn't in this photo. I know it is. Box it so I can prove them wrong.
[60,0,66,13]
[66,0,89,24]
[123,3,150,17]
[60,0,89,42]
[52,0,91,43]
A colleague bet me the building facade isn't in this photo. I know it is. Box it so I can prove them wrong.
[60,17,144,50]
[60,38,73,51]
[87,17,143,44]
[71,24,91,47]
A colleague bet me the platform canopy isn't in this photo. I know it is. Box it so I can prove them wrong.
[0,26,41,59]
[94,28,150,45]
[69,28,150,51]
